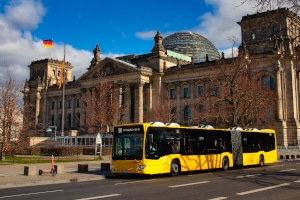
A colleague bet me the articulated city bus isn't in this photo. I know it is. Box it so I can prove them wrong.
[110,122,277,176]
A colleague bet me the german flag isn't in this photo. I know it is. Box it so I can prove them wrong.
[43,40,53,48]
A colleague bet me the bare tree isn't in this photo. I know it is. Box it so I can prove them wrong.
[194,49,277,129]
[240,0,300,13]
[144,88,176,123]
[0,69,23,161]
[81,73,127,134]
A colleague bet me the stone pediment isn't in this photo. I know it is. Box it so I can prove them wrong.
[78,57,140,81]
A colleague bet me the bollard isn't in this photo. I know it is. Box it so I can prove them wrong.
[24,166,36,176]
[78,164,88,172]
[100,163,110,171]
[54,165,64,174]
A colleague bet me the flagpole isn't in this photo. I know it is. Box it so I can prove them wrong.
[61,44,66,136]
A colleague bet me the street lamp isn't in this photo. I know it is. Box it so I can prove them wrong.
[46,126,57,142]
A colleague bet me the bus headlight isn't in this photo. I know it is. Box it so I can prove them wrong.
[137,164,146,171]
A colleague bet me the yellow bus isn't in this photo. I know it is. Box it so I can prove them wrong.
[110,122,277,176]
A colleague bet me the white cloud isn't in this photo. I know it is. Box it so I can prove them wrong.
[192,0,259,50]
[4,0,45,30]
[135,30,157,39]
[0,0,93,83]
[0,0,283,83]
[134,0,259,59]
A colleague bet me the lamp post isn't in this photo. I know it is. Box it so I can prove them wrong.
[46,126,57,143]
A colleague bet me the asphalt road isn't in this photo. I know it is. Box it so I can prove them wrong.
[0,161,299,200]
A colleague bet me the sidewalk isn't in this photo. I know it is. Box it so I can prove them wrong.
[0,156,112,189]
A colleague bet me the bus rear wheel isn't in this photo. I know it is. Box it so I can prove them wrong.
[259,155,264,167]
[222,157,229,171]
[170,160,180,176]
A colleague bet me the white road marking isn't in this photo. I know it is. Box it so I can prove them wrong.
[188,172,213,176]
[0,190,63,199]
[208,197,228,200]
[75,194,121,200]
[115,179,154,185]
[294,180,300,183]
[236,183,290,195]
[271,164,284,167]
[236,174,261,178]
[168,181,209,188]
[280,169,296,172]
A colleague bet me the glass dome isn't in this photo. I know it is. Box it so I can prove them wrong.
[162,31,220,63]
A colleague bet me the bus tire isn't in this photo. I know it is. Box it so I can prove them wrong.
[170,160,180,176]
[259,155,264,167]
[222,157,229,171]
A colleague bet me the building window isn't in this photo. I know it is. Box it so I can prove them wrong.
[52,70,55,76]
[170,89,175,99]
[198,86,204,95]
[183,87,189,98]
[261,27,267,36]
[67,100,72,108]
[51,101,55,109]
[76,99,81,107]
[214,87,220,95]
[262,76,275,90]
[272,26,278,34]
[184,106,191,121]
[59,101,62,109]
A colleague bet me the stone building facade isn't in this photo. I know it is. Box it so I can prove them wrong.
[23,8,300,147]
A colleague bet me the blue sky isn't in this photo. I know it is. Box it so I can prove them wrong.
[0,0,264,82]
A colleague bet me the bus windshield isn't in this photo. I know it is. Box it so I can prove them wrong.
[112,125,144,160]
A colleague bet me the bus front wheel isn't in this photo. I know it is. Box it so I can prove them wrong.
[170,160,180,176]
[222,157,229,171]
[259,155,264,167]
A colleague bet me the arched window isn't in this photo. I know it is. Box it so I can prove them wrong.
[184,106,191,121]
[262,76,275,90]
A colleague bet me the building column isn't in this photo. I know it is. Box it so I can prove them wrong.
[276,59,288,146]
[175,84,181,123]
[135,82,144,123]
[145,83,153,116]
[291,60,300,145]
[35,89,41,125]
[190,83,195,121]
[297,71,300,144]
[125,84,131,123]
[71,95,76,129]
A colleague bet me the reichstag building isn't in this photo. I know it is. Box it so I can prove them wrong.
[23,8,300,147]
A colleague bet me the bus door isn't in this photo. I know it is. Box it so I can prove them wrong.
[230,129,243,167]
